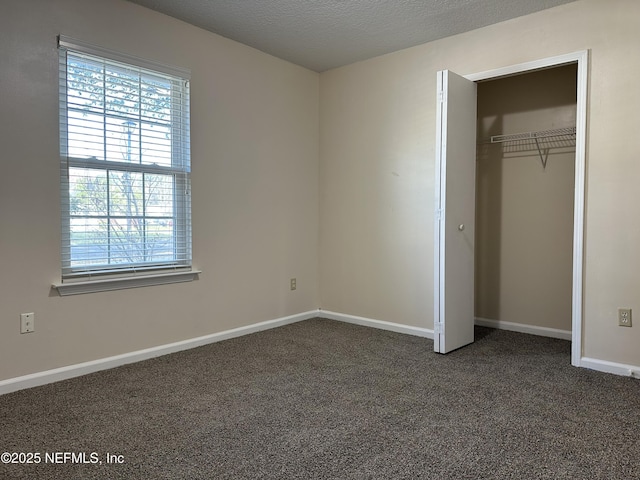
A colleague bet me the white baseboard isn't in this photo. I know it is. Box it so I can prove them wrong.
[475,317,640,378]
[0,310,319,396]
[319,310,434,339]
[579,357,640,379]
[4,309,637,395]
[475,317,572,341]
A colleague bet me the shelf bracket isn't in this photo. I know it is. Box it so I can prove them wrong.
[533,137,550,169]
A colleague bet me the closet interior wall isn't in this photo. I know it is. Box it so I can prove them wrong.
[475,64,578,332]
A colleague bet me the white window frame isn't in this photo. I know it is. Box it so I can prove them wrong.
[53,36,199,295]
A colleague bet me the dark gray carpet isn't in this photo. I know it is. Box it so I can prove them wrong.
[0,318,639,479]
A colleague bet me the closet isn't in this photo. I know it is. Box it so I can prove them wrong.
[474,64,578,334]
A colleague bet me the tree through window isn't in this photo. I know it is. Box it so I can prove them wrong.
[59,40,191,278]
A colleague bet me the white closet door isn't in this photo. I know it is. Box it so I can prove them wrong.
[434,70,477,354]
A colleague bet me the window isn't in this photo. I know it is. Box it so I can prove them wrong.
[57,37,192,287]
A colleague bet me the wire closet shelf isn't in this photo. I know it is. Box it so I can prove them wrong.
[484,126,576,169]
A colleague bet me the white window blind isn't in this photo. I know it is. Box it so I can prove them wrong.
[58,37,192,280]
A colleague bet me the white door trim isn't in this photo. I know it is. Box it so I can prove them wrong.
[465,50,588,368]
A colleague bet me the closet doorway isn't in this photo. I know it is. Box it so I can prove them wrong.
[434,51,588,366]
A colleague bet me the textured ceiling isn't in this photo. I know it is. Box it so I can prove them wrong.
[126,0,578,72]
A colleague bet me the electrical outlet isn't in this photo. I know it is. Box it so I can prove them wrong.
[290,278,297,291]
[618,308,632,327]
[21,312,35,334]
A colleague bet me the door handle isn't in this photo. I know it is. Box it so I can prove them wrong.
[458,224,465,231]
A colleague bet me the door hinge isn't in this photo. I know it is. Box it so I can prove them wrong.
[434,322,444,334]
[435,208,444,221]
[438,90,446,104]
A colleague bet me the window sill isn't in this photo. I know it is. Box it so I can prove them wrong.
[52,270,201,296]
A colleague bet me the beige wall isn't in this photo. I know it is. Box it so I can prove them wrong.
[319,0,640,366]
[0,0,319,381]
[475,65,577,331]
[2,0,640,382]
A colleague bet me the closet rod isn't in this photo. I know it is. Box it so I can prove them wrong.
[489,126,576,144]
[483,126,576,169]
